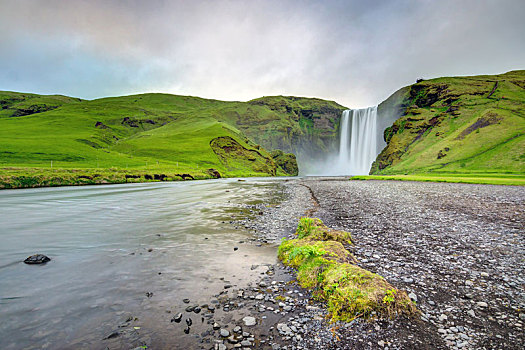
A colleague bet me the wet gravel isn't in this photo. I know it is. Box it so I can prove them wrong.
[262,178,524,350]
[172,177,524,349]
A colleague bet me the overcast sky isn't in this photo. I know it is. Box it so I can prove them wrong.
[1,0,523,108]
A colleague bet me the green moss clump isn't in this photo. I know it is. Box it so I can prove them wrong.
[296,217,353,245]
[278,218,418,322]
[321,263,416,321]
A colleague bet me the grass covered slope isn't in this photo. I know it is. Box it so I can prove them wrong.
[371,70,525,176]
[278,218,417,322]
[0,92,345,188]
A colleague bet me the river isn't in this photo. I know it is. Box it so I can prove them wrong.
[0,179,284,349]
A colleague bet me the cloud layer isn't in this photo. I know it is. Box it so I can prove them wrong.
[1,0,524,107]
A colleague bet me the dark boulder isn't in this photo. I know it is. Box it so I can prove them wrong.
[144,174,153,180]
[94,121,108,129]
[24,254,51,264]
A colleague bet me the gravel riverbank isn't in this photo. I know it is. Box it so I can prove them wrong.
[216,177,524,350]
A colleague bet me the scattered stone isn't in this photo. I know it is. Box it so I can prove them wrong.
[24,254,51,265]
[220,329,230,337]
[243,316,256,326]
[171,313,182,323]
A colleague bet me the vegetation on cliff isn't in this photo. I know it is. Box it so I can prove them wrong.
[278,217,417,322]
[0,91,342,188]
[371,70,525,176]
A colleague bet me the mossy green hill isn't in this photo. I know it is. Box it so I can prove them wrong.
[0,90,345,188]
[372,70,525,176]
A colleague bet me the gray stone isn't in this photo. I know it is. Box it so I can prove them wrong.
[243,316,256,326]
[24,254,51,264]
[476,301,488,308]
[220,329,230,337]
[408,292,417,302]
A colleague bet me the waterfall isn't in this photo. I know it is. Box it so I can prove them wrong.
[336,106,379,175]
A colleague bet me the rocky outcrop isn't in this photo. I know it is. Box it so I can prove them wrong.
[270,150,299,176]
[210,136,277,176]
[242,96,347,166]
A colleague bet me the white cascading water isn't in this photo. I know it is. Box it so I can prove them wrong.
[335,106,379,175]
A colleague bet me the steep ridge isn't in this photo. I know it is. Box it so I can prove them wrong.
[371,70,525,175]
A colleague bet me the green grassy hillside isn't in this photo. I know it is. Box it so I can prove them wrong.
[371,70,525,176]
[0,91,345,188]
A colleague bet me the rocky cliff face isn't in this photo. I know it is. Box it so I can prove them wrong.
[242,96,347,168]
[370,70,525,174]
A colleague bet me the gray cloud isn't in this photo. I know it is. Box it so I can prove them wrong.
[0,0,523,107]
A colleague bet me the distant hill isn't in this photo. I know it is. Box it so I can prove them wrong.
[0,91,345,188]
[372,70,525,175]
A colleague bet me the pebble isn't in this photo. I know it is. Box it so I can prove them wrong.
[243,316,256,326]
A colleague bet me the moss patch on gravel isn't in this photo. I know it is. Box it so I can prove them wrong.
[278,217,418,322]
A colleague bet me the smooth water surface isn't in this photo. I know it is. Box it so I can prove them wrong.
[0,179,283,349]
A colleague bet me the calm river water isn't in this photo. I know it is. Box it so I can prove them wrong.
[0,179,284,349]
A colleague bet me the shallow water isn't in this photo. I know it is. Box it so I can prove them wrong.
[0,178,284,349]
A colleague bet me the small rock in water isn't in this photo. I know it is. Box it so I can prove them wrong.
[184,326,190,334]
[183,298,190,304]
[104,331,120,339]
[186,318,192,326]
[234,247,239,251]
[171,313,182,323]
[243,316,256,326]
[24,254,51,265]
